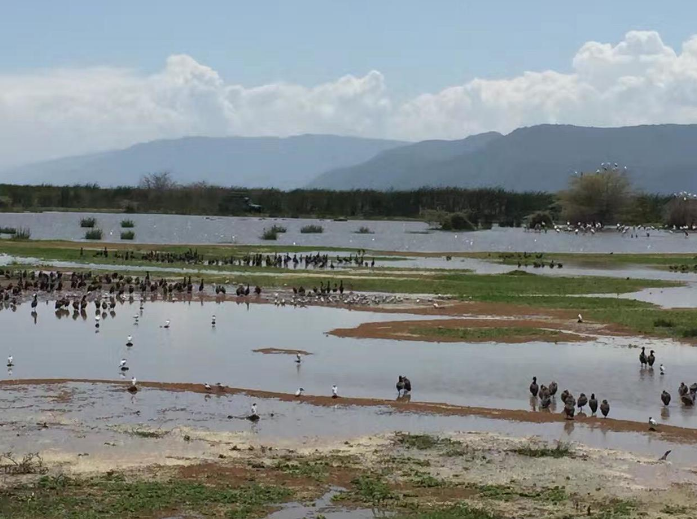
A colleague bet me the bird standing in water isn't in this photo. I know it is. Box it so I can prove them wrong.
[295,353,302,364]
[661,391,671,406]
[529,377,539,397]
[600,400,610,417]
[331,385,339,399]
[295,388,304,397]
[649,417,658,430]
[6,355,13,367]
[589,394,598,415]
[660,364,665,375]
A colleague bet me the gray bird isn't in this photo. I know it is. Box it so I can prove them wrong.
[600,400,610,417]
[661,391,671,406]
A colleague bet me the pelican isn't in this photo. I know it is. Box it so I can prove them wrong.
[295,387,304,397]
[126,335,133,347]
[331,385,339,398]
[649,417,658,430]
[6,355,13,367]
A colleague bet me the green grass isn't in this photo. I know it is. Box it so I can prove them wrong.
[79,217,97,228]
[391,503,503,519]
[84,229,103,240]
[412,326,567,342]
[120,219,135,228]
[300,224,323,233]
[0,475,293,519]
[356,226,373,234]
[10,227,31,240]
[341,474,394,506]
[409,472,448,488]
[0,226,16,234]
[129,429,165,439]
[394,433,461,450]
[273,458,328,481]
[120,231,135,240]
[474,483,568,504]
[596,499,637,518]
[513,442,573,458]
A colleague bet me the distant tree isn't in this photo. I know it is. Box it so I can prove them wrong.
[560,169,632,224]
[664,195,697,227]
[139,172,178,191]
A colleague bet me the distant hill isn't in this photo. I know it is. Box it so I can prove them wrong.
[0,135,406,189]
[309,124,697,194]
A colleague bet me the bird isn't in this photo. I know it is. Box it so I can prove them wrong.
[548,381,558,397]
[660,364,665,375]
[564,402,575,420]
[589,394,598,415]
[295,387,304,397]
[560,389,570,404]
[639,346,647,367]
[540,394,551,409]
[577,393,588,413]
[331,385,339,399]
[126,335,133,347]
[163,319,170,329]
[95,314,100,328]
[649,417,658,430]
[529,377,539,397]
[658,450,672,461]
[577,313,583,323]
[248,403,259,421]
[661,391,671,406]
[6,355,13,367]
[211,315,216,327]
[679,382,689,397]
[119,359,128,371]
[295,353,302,364]
[600,400,610,417]
[128,376,138,393]
[648,350,656,367]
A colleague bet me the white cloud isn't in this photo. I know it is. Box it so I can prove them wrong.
[2,30,697,168]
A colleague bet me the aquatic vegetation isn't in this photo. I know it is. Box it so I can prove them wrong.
[10,227,31,240]
[84,228,103,240]
[79,217,96,228]
[261,228,279,240]
[120,230,135,240]
[0,227,16,234]
[356,226,373,234]
[120,219,135,228]
[394,433,461,450]
[513,442,573,458]
[300,224,324,233]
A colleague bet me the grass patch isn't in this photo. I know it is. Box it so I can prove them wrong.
[273,458,328,481]
[0,474,293,519]
[597,499,637,518]
[513,442,573,458]
[120,219,135,228]
[0,226,16,234]
[412,326,566,342]
[120,231,135,240]
[129,428,165,439]
[300,224,323,233]
[409,472,448,488]
[391,503,503,519]
[79,217,97,228]
[474,483,568,504]
[654,318,675,327]
[356,226,374,234]
[394,433,461,451]
[661,504,690,515]
[84,229,103,240]
[10,227,31,240]
[342,474,395,506]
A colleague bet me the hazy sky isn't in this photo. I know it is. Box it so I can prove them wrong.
[2,1,697,167]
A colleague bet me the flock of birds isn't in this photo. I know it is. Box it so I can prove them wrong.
[88,247,377,270]
[528,345,697,431]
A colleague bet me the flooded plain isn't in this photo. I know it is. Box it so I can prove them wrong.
[2,211,697,252]
[2,300,696,428]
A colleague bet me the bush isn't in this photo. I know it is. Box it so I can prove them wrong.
[11,227,31,240]
[654,318,675,328]
[300,224,324,233]
[527,211,553,229]
[80,217,97,228]
[0,227,16,234]
[682,328,697,338]
[269,224,287,233]
[261,228,279,240]
[85,229,103,240]
[441,213,476,231]
[120,231,135,240]
[120,219,135,228]
[356,226,373,234]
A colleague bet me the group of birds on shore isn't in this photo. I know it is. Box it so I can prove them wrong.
[88,247,376,271]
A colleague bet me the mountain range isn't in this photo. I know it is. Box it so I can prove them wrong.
[2,124,697,193]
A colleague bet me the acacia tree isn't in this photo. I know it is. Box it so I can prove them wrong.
[560,170,632,224]
[139,172,178,191]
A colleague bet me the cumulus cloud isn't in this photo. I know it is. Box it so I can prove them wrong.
[2,30,697,167]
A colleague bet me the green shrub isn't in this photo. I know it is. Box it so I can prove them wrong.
[269,224,287,233]
[11,227,31,240]
[300,224,324,233]
[261,228,279,240]
[0,227,16,234]
[441,213,476,231]
[654,318,675,328]
[120,231,135,240]
[356,226,373,234]
[80,217,97,228]
[85,229,103,240]
[120,219,135,228]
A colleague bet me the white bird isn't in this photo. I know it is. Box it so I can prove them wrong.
[119,359,127,369]
[295,387,305,397]
[204,383,211,391]
[250,403,258,416]
[649,417,658,430]
[660,364,665,375]
[577,314,583,323]
[163,320,170,329]
[130,376,137,387]
[211,315,216,326]
[295,353,302,364]
[7,355,13,367]
[331,385,339,398]
[126,335,133,347]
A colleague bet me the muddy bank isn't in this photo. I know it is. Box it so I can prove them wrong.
[329,317,593,343]
[3,378,697,444]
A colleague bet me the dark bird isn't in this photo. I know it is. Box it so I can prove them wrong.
[679,382,689,397]
[661,391,671,406]
[658,450,672,461]
[540,394,551,409]
[403,376,412,393]
[589,394,598,415]
[560,389,570,404]
[600,399,610,417]
[529,376,539,397]
[577,393,588,413]
[548,381,558,396]
[564,402,575,420]
[396,376,405,395]
[648,350,656,367]
[639,346,647,367]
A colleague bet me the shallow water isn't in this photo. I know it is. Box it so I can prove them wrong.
[1,301,695,428]
[1,382,694,468]
[2,211,697,252]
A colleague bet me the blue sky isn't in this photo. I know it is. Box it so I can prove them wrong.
[1,1,694,98]
[1,1,697,167]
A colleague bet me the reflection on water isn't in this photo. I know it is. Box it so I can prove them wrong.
[1,211,697,252]
[1,301,696,427]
